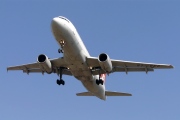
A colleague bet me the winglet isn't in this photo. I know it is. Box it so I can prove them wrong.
[170,65,174,68]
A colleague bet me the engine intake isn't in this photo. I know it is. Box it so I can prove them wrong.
[98,53,112,72]
[37,54,52,73]
[99,53,108,61]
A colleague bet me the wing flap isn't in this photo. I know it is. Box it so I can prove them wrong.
[91,67,154,75]
[112,67,154,74]
[22,68,72,76]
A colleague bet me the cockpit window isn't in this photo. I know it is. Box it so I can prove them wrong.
[59,16,70,22]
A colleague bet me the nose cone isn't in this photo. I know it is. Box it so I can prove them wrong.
[51,17,60,27]
[51,17,65,34]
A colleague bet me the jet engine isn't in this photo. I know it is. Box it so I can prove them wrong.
[37,54,52,73]
[98,53,112,72]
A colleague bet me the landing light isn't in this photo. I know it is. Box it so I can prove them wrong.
[60,40,65,44]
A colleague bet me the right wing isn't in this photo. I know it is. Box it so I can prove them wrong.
[7,57,72,76]
[86,57,173,75]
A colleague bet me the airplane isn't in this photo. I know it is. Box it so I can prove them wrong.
[7,16,173,100]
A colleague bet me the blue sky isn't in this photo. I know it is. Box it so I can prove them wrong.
[0,1,179,120]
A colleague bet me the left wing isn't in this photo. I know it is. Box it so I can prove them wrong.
[7,57,72,76]
[86,57,173,75]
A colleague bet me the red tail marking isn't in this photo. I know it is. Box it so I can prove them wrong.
[100,74,106,83]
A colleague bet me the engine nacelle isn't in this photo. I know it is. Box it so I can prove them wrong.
[98,53,112,72]
[37,54,52,73]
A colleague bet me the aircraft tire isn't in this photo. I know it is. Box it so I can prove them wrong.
[96,79,99,85]
[60,79,65,85]
[56,79,60,85]
[99,79,103,85]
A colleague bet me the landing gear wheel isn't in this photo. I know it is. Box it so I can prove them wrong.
[56,79,65,85]
[99,79,103,85]
[58,49,64,53]
[56,67,66,86]
[96,79,99,85]
[56,79,60,85]
[60,79,65,85]
[96,79,104,85]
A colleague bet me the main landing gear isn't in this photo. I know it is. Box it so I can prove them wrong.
[56,79,65,85]
[56,67,65,85]
[96,79,103,85]
[95,69,104,85]
[57,40,65,85]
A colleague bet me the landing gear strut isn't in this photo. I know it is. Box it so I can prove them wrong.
[56,67,65,85]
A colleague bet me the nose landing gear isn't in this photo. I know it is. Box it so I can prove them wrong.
[58,49,64,53]
[58,40,65,53]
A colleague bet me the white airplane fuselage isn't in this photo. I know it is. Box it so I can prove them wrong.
[51,16,106,100]
[7,16,173,100]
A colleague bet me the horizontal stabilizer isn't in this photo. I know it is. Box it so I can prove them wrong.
[76,92,94,96]
[105,91,132,96]
[76,91,132,96]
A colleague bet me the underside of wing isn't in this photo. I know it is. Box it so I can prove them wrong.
[76,92,95,96]
[7,57,72,76]
[86,57,173,75]
[111,59,173,69]
[105,91,132,96]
